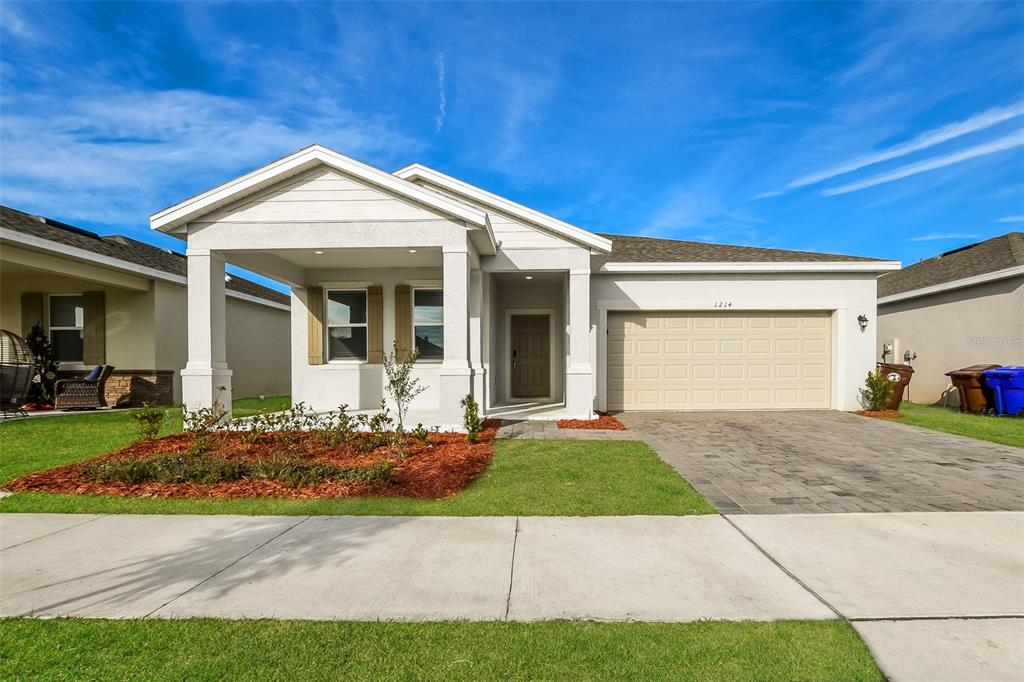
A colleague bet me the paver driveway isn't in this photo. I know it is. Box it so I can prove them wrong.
[617,411,1024,514]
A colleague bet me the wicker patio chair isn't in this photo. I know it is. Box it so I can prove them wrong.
[55,365,114,410]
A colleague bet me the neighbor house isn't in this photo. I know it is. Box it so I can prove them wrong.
[877,232,1024,405]
[1,205,290,405]
[150,144,899,423]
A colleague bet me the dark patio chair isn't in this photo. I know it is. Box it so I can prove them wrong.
[55,365,114,410]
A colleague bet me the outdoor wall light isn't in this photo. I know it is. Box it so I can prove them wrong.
[857,314,869,331]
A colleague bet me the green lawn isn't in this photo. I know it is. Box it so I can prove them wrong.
[0,395,291,484]
[0,618,883,681]
[0,401,712,516]
[898,402,1023,448]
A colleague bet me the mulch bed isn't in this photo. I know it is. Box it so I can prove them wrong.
[5,420,501,500]
[557,412,626,431]
[855,410,905,420]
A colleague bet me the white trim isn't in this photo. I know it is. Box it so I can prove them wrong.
[1,227,289,311]
[407,279,443,288]
[394,163,613,253]
[151,145,488,232]
[318,281,374,289]
[599,260,902,274]
[504,308,558,402]
[878,265,1024,305]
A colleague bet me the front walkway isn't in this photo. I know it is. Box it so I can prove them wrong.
[2,512,1021,681]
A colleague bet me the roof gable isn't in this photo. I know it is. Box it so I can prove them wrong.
[151,145,487,233]
[394,163,613,253]
[878,232,1024,298]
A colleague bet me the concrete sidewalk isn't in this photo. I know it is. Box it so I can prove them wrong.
[2,512,1022,681]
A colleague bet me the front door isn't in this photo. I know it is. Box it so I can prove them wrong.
[511,315,550,398]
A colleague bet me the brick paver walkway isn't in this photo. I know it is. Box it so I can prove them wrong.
[619,411,1024,514]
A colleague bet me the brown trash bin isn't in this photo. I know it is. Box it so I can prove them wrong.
[877,362,915,410]
[946,364,1001,413]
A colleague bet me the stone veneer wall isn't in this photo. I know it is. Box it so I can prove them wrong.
[56,369,175,407]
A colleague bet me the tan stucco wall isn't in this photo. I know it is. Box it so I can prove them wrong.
[877,277,1024,405]
[1,265,157,370]
[3,256,291,403]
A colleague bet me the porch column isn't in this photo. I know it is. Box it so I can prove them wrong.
[566,268,594,418]
[439,247,472,423]
[469,268,486,407]
[180,249,232,420]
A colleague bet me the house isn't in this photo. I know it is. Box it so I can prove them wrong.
[150,144,899,423]
[877,233,1024,405]
[1,205,291,406]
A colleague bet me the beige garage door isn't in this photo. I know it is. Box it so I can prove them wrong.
[608,311,832,410]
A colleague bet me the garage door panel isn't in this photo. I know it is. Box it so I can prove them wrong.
[608,311,831,410]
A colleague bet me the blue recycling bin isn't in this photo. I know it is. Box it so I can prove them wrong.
[980,366,1024,416]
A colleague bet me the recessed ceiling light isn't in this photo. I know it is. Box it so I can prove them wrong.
[408,249,417,253]
[313,250,324,255]
[524,275,534,280]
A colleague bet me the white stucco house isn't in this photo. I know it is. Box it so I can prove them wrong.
[151,144,899,423]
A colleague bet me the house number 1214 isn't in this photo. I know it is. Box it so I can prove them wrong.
[714,301,733,308]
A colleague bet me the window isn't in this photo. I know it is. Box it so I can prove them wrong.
[49,294,84,363]
[326,290,368,361]
[413,289,444,360]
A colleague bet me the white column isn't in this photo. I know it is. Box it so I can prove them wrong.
[469,268,486,408]
[439,247,472,423]
[565,269,594,418]
[180,249,232,420]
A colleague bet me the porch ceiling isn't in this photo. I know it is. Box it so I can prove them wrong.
[227,246,442,272]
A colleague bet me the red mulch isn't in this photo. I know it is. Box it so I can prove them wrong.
[557,412,626,431]
[855,410,905,420]
[5,420,502,501]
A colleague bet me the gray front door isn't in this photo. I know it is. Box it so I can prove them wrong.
[511,315,550,398]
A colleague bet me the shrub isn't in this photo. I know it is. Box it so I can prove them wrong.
[460,394,482,444]
[132,403,166,441]
[313,405,356,446]
[183,403,228,455]
[861,371,895,411]
[410,422,434,448]
[84,453,393,487]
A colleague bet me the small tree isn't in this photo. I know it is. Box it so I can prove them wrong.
[861,371,895,411]
[26,323,59,406]
[460,393,482,444]
[383,341,425,453]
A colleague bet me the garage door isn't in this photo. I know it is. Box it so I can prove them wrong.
[607,311,831,410]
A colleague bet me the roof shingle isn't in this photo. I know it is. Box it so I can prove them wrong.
[598,233,884,263]
[877,232,1024,298]
[1,205,289,306]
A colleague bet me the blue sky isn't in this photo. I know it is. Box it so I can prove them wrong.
[2,1,1023,289]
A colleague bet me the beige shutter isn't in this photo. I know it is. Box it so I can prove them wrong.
[21,292,43,336]
[82,291,106,365]
[394,285,412,361]
[367,285,384,364]
[307,287,325,365]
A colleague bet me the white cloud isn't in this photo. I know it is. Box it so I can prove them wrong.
[0,88,419,227]
[822,129,1024,196]
[998,215,1024,223]
[434,52,447,133]
[788,102,1024,190]
[908,232,980,241]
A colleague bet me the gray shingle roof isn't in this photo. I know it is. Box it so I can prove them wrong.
[598,233,884,263]
[1,205,289,306]
[878,232,1024,298]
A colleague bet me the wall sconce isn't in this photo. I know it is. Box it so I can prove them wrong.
[857,314,869,331]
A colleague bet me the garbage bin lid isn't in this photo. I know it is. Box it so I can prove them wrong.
[946,364,1002,377]
[982,366,1024,376]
